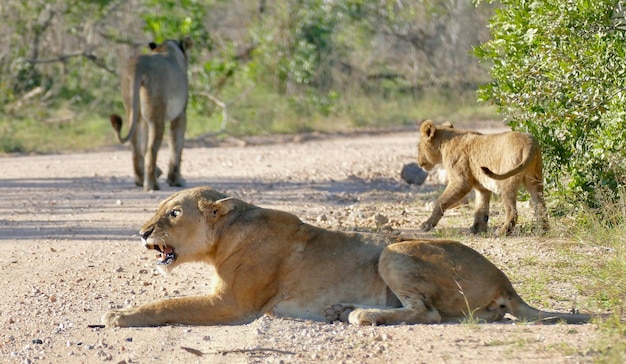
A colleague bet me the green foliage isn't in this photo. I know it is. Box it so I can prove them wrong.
[142,0,211,45]
[474,0,626,209]
[0,0,495,153]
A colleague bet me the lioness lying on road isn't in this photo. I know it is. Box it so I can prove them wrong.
[102,186,592,327]
[417,120,547,236]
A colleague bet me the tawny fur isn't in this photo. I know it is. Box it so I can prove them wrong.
[102,186,591,327]
[416,120,548,236]
[110,37,193,191]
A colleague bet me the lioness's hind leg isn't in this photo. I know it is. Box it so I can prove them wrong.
[144,118,165,191]
[349,302,442,325]
[166,113,187,187]
[324,302,441,326]
[323,304,356,323]
[131,118,148,187]
[335,243,454,326]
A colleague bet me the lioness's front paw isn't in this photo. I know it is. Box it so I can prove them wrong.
[101,307,142,327]
[102,309,125,327]
[323,304,355,323]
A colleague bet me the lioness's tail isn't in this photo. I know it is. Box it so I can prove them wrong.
[508,296,592,324]
[110,68,142,144]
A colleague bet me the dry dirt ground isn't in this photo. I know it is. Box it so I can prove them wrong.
[0,127,617,363]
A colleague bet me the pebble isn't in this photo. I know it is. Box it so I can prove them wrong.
[400,162,427,185]
[373,213,388,226]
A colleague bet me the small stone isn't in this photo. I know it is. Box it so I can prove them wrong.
[116,199,123,206]
[400,162,428,185]
[373,214,388,226]
[32,338,43,344]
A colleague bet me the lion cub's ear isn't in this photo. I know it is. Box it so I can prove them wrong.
[198,197,236,222]
[420,120,437,141]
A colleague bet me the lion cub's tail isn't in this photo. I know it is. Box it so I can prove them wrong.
[508,296,593,324]
[481,138,539,180]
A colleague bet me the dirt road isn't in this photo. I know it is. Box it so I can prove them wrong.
[0,129,606,363]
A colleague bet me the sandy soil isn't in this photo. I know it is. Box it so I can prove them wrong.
[0,128,612,363]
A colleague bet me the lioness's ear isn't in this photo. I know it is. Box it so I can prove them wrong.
[198,197,236,222]
[442,121,454,128]
[420,120,436,141]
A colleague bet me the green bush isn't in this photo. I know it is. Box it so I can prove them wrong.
[474,0,626,210]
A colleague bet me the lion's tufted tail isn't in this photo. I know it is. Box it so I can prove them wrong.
[507,295,592,324]
[110,68,142,144]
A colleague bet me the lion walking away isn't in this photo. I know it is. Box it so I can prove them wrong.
[102,186,598,328]
[416,120,548,236]
[110,37,193,191]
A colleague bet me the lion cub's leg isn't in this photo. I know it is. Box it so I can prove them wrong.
[166,113,187,187]
[496,186,518,236]
[470,188,491,234]
[524,174,549,233]
[421,182,472,232]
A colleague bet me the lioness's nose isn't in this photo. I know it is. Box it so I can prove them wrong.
[140,227,154,240]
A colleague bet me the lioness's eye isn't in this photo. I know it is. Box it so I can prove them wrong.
[170,209,181,217]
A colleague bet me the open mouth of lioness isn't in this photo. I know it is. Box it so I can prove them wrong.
[151,244,176,265]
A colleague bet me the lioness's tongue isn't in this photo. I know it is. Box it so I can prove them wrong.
[156,246,174,262]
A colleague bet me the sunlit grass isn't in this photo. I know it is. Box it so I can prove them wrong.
[552,193,626,363]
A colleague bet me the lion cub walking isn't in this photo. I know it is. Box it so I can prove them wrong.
[417,120,547,236]
[110,37,193,191]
